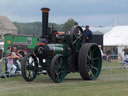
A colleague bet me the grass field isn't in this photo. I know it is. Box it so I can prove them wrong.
[1,61,128,96]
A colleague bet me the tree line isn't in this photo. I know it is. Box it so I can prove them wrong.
[13,18,76,36]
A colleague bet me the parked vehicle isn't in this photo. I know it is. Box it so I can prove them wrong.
[4,34,39,55]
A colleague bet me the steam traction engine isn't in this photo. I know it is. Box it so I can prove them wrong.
[21,8,102,83]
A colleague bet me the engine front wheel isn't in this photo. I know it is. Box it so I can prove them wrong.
[21,54,38,81]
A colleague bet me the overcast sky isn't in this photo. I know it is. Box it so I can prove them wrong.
[0,0,128,26]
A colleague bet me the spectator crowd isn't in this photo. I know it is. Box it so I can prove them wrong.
[0,47,22,79]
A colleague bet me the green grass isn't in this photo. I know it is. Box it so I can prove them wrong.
[1,61,128,96]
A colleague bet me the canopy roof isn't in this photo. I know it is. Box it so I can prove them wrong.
[104,26,128,46]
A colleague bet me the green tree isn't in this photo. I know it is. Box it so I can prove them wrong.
[13,18,76,35]
[62,18,75,32]
[13,22,42,35]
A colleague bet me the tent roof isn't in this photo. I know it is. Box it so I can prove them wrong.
[104,26,128,46]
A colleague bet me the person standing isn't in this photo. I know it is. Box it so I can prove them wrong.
[83,25,93,43]
[98,45,104,56]
[12,47,22,73]
[5,47,11,74]
[7,53,17,76]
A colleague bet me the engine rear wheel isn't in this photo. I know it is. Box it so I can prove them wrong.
[21,54,38,81]
[78,43,102,80]
[49,54,67,83]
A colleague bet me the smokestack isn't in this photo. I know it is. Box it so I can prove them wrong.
[40,8,50,39]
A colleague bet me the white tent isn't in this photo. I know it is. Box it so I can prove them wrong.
[104,26,128,58]
[104,26,128,46]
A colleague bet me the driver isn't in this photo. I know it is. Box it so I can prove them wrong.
[70,21,81,35]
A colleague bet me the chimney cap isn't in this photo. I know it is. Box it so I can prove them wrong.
[41,8,50,13]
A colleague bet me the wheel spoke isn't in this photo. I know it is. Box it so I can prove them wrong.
[90,49,94,58]
[55,60,61,70]
[26,59,29,65]
[92,57,99,61]
[56,73,60,81]
[29,71,32,78]
[55,60,60,66]
[55,58,63,70]
[88,69,94,77]
[87,52,92,61]
[26,71,31,79]
[92,47,97,54]
[91,65,98,71]
[59,57,63,67]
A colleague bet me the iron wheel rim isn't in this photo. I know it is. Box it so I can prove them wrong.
[54,56,67,82]
[87,45,102,79]
[24,56,37,80]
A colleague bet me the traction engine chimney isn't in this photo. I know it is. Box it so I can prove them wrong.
[40,8,50,40]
